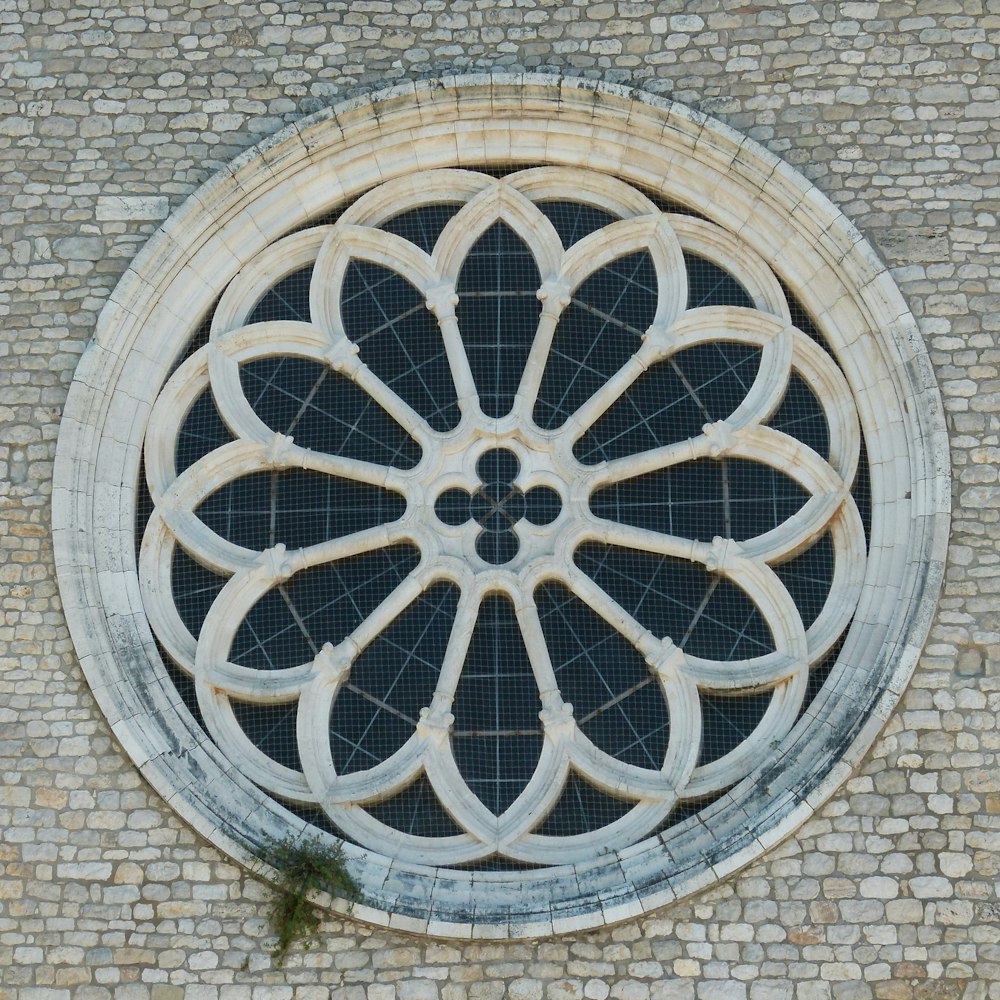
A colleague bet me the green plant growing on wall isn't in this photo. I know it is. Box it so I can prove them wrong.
[258,834,362,967]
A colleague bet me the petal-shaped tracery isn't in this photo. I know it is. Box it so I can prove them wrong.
[573,341,762,465]
[196,469,405,551]
[240,355,422,470]
[451,594,544,816]
[229,546,421,672]
[506,165,659,219]
[138,165,868,868]
[590,458,810,543]
[456,222,543,418]
[573,543,776,663]
[535,250,660,431]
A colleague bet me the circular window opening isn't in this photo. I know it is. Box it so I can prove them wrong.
[55,78,949,938]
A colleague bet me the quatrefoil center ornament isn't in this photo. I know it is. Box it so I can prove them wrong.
[435,448,562,564]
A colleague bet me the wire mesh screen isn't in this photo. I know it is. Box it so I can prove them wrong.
[342,260,461,432]
[536,581,669,771]
[249,267,311,324]
[138,169,870,868]
[535,250,657,430]
[331,583,458,776]
[537,200,618,248]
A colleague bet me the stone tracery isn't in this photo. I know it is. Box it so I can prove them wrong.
[138,166,866,866]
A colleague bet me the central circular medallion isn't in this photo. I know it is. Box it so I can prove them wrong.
[473,481,525,532]
[435,447,563,564]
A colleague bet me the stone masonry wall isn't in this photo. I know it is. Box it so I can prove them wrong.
[1,1,999,998]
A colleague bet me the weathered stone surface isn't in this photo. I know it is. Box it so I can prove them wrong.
[51,236,105,261]
[96,195,170,222]
[875,227,952,265]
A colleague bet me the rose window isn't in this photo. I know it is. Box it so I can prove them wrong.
[57,80,948,936]
[138,166,867,867]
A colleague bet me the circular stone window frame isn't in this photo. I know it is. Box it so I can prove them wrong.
[54,74,950,939]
